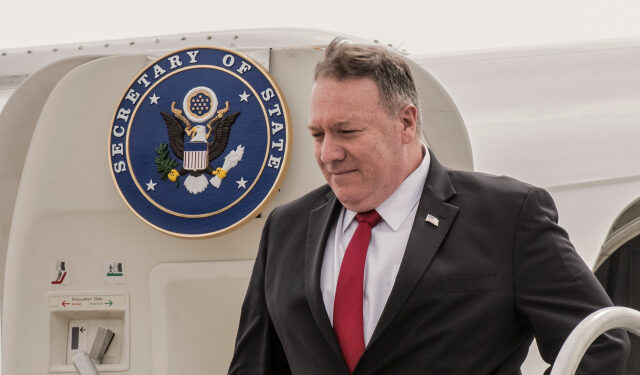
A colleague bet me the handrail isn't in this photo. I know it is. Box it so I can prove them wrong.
[550,306,640,375]
[72,352,100,375]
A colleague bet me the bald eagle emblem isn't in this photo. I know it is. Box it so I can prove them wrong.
[155,86,243,194]
[110,46,290,237]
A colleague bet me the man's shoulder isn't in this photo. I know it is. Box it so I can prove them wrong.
[442,168,558,224]
[445,168,538,199]
[272,184,334,217]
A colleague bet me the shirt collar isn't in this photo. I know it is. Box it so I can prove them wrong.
[342,145,431,232]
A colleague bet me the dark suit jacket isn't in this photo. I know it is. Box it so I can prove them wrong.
[229,154,629,374]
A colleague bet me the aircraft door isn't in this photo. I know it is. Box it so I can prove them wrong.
[2,41,470,375]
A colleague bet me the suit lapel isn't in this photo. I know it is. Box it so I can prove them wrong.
[366,153,459,349]
[304,190,344,361]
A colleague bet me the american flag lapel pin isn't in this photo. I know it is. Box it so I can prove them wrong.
[425,214,439,227]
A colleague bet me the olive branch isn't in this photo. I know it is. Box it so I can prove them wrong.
[155,143,180,188]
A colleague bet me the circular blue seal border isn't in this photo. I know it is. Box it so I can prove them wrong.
[108,47,291,237]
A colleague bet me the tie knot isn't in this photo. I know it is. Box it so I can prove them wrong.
[355,210,382,227]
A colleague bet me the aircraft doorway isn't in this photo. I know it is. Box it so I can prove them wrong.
[595,197,640,374]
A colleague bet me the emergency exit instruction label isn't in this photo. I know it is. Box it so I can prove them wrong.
[105,259,126,285]
[48,295,126,310]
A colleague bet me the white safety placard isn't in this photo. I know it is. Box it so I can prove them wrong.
[104,259,126,285]
[49,260,69,286]
[48,295,126,310]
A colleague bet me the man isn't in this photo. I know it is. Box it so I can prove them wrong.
[228,39,629,374]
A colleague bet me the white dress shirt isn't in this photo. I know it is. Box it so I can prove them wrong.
[320,148,431,346]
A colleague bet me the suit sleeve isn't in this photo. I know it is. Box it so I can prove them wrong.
[228,209,292,375]
[513,187,630,374]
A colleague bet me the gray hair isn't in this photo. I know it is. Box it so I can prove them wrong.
[314,38,422,128]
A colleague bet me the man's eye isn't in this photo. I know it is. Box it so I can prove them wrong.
[338,129,357,134]
[311,132,324,139]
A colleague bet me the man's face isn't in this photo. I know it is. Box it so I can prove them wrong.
[308,76,411,212]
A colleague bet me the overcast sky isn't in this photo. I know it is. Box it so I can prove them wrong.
[1,0,640,55]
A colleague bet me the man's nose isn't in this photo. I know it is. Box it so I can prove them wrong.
[319,135,345,164]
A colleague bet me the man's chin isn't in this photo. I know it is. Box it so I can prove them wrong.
[332,192,372,212]
[329,170,358,185]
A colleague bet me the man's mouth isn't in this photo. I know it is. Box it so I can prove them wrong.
[330,169,356,176]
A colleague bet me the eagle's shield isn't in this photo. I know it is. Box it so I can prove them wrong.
[183,141,208,171]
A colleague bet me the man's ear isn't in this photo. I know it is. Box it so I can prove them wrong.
[399,104,418,143]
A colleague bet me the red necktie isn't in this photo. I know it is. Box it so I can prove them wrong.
[333,210,382,373]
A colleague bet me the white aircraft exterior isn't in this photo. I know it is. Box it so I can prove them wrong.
[0,28,638,374]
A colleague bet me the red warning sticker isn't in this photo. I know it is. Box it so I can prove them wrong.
[50,260,69,285]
